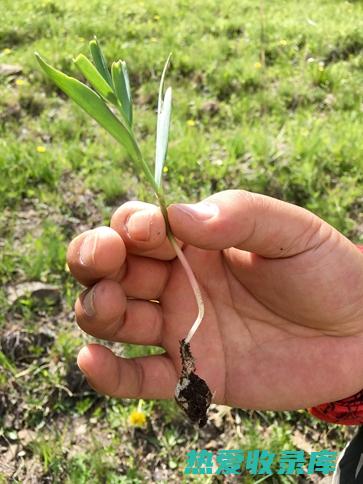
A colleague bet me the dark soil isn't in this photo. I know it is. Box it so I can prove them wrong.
[174,339,212,428]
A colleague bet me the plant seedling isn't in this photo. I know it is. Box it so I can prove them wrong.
[35,39,212,427]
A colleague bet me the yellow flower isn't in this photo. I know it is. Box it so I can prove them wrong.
[254,62,262,69]
[278,39,287,46]
[153,14,160,21]
[128,410,146,427]
[15,79,26,86]
[36,146,46,153]
[2,48,11,55]
[186,119,196,127]
[163,166,168,173]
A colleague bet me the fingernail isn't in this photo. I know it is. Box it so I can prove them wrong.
[82,287,95,317]
[174,202,219,221]
[125,210,152,242]
[80,232,98,266]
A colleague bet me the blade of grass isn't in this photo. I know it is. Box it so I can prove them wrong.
[89,37,113,86]
[0,350,17,375]
[74,54,117,104]
[254,474,274,484]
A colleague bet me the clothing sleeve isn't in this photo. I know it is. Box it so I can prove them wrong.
[309,244,363,425]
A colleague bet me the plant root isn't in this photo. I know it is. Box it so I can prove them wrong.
[174,338,212,427]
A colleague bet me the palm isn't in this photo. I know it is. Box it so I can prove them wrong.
[160,241,363,410]
[69,191,363,411]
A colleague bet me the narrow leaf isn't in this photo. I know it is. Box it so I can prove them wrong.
[35,52,141,165]
[121,60,133,124]
[155,53,172,187]
[74,54,117,104]
[89,37,113,86]
[155,86,172,187]
[111,61,131,126]
[157,53,172,118]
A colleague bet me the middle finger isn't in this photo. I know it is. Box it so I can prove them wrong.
[75,279,164,346]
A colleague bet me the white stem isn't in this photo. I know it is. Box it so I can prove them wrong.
[169,236,204,344]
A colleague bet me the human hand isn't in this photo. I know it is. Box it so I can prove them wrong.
[67,190,363,410]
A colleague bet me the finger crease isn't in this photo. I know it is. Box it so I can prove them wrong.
[131,358,145,398]
[111,313,125,341]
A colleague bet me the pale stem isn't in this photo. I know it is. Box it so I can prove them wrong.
[168,235,205,344]
[157,195,205,344]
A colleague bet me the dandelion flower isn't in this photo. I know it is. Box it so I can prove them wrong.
[128,410,146,427]
[186,119,196,127]
[278,39,288,46]
[254,62,262,69]
[15,79,26,86]
[36,146,46,153]
[163,166,168,173]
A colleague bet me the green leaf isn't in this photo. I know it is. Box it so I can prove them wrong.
[35,52,141,164]
[155,87,172,187]
[121,60,132,124]
[74,54,117,104]
[89,37,113,86]
[0,350,16,375]
[157,53,172,116]
[111,60,133,125]
[111,61,132,126]
[155,54,172,188]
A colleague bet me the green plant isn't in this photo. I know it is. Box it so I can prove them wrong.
[29,435,64,475]
[35,38,211,426]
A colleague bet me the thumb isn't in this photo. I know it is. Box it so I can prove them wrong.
[168,190,330,258]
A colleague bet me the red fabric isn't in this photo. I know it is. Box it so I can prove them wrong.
[309,390,363,425]
[309,244,363,425]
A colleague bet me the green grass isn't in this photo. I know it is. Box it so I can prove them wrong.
[0,0,362,481]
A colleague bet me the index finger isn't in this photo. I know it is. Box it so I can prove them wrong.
[110,201,177,260]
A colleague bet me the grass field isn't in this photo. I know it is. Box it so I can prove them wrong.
[0,0,362,482]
